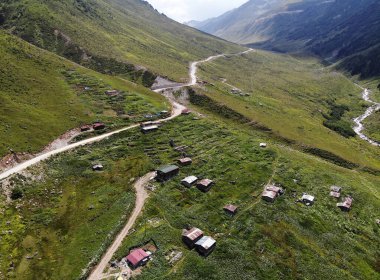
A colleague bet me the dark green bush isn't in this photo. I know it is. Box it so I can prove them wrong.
[10,187,23,200]
[322,102,355,138]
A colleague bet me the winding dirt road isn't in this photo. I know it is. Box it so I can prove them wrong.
[88,172,155,280]
[353,86,380,147]
[87,49,254,279]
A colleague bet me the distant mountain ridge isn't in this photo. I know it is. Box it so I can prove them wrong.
[191,0,380,78]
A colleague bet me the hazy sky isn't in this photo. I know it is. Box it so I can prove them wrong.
[146,0,248,22]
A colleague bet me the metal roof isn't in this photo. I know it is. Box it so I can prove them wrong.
[198,179,213,187]
[265,185,282,193]
[142,125,158,130]
[126,249,149,266]
[262,190,277,199]
[195,236,216,250]
[157,165,179,174]
[183,227,203,241]
[337,197,353,209]
[224,204,238,213]
[330,186,342,193]
[181,176,198,184]
[330,191,341,198]
[302,194,315,202]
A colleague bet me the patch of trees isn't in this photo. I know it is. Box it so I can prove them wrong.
[322,101,356,138]
[377,83,380,90]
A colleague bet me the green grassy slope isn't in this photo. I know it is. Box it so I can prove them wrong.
[196,50,380,169]
[364,110,380,143]
[2,112,380,279]
[0,31,167,158]
[109,114,380,280]
[0,0,244,82]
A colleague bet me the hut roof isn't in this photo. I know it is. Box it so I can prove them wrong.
[158,165,179,174]
[330,186,342,193]
[224,204,238,213]
[182,227,203,241]
[262,190,277,199]
[126,249,149,267]
[181,176,198,184]
[178,157,192,163]
[195,236,216,250]
[198,179,213,187]
[302,194,315,202]
[265,185,282,194]
[337,197,353,209]
[330,191,341,198]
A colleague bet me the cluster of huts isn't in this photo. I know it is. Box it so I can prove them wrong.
[182,227,216,257]
[80,122,106,132]
[155,161,215,193]
[140,108,192,134]
[261,184,353,211]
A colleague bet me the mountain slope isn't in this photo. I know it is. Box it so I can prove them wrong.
[189,0,285,43]
[0,0,244,83]
[0,31,166,158]
[192,0,380,78]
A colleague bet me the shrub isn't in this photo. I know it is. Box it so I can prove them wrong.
[10,187,23,200]
[322,102,355,138]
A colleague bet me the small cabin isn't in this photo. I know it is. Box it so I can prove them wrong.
[181,176,198,188]
[195,236,216,257]
[93,122,106,130]
[140,121,161,128]
[80,125,91,132]
[105,90,119,96]
[141,125,159,134]
[181,109,191,115]
[174,145,188,152]
[126,248,150,269]
[262,190,277,203]
[178,157,192,166]
[92,164,103,171]
[330,191,341,198]
[223,204,238,215]
[156,165,179,182]
[260,143,267,148]
[262,184,283,203]
[337,197,353,212]
[330,186,342,198]
[182,227,204,249]
[196,179,214,193]
[301,194,315,206]
[330,186,342,193]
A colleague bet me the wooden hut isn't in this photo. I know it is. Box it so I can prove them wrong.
[182,227,204,249]
[156,165,179,182]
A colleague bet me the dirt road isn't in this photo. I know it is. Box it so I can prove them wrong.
[87,172,155,280]
[0,100,185,182]
[153,48,254,92]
